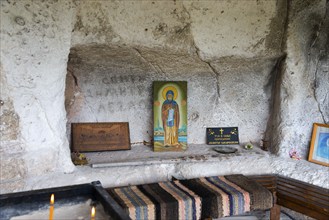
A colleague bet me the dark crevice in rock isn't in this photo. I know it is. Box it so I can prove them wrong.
[132,47,165,77]
[206,62,221,101]
[264,0,291,154]
[313,59,327,123]
[280,0,291,52]
[309,1,328,49]
[264,55,287,154]
[309,2,328,123]
[192,41,221,104]
[71,71,79,87]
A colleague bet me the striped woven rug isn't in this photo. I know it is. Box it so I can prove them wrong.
[107,181,202,220]
[179,176,251,218]
[107,175,273,220]
[180,174,273,218]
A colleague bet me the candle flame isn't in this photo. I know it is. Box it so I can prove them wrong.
[50,194,55,205]
[91,206,96,218]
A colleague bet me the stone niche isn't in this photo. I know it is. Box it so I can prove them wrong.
[65,45,277,147]
[64,0,286,147]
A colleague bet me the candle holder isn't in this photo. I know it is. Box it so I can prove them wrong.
[0,181,130,220]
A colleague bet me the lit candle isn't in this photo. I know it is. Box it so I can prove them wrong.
[49,194,54,220]
[91,206,96,220]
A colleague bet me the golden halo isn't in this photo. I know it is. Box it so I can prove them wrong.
[162,86,178,100]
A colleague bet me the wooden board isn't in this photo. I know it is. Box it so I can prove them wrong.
[71,122,130,152]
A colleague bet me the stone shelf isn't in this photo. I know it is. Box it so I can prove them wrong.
[2,144,328,195]
[86,144,266,168]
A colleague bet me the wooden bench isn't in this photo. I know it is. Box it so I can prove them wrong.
[250,175,329,220]
[276,175,329,220]
[1,175,327,219]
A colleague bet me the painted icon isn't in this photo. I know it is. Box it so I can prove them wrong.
[308,123,329,166]
[153,81,187,151]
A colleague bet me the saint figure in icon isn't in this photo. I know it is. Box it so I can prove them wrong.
[161,89,179,147]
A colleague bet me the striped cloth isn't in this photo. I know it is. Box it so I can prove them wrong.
[179,176,251,217]
[107,181,202,220]
[180,175,273,218]
[224,175,273,211]
[107,175,273,220]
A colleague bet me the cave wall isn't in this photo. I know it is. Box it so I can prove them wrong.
[66,47,278,146]
[66,0,286,145]
[267,0,329,158]
[0,0,328,193]
[0,0,76,192]
[70,0,284,58]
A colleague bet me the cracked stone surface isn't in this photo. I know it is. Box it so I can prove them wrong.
[0,0,328,195]
[0,0,76,179]
[268,0,329,158]
[66,46,276,146]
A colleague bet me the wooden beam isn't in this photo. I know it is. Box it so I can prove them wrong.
[270,204,281,220]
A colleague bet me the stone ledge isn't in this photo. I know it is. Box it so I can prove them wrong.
[1,145,328,194]
[87,144,266,168]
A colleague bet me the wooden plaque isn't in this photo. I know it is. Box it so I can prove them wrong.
[71,122,131,152]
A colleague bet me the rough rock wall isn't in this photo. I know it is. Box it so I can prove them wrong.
[66,47,278,145]
[0,0,75,192]
[0,0,328,194]
[70,0,282,58]
[267,0,329,158]
[0,64,26,192]
[66,0,286,145]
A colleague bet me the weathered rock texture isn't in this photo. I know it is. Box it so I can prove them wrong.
[0,0,76,188]
[266,0,329,158]
[70,0,284,58]
[0,0,328,194]
[66,46,277,146]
